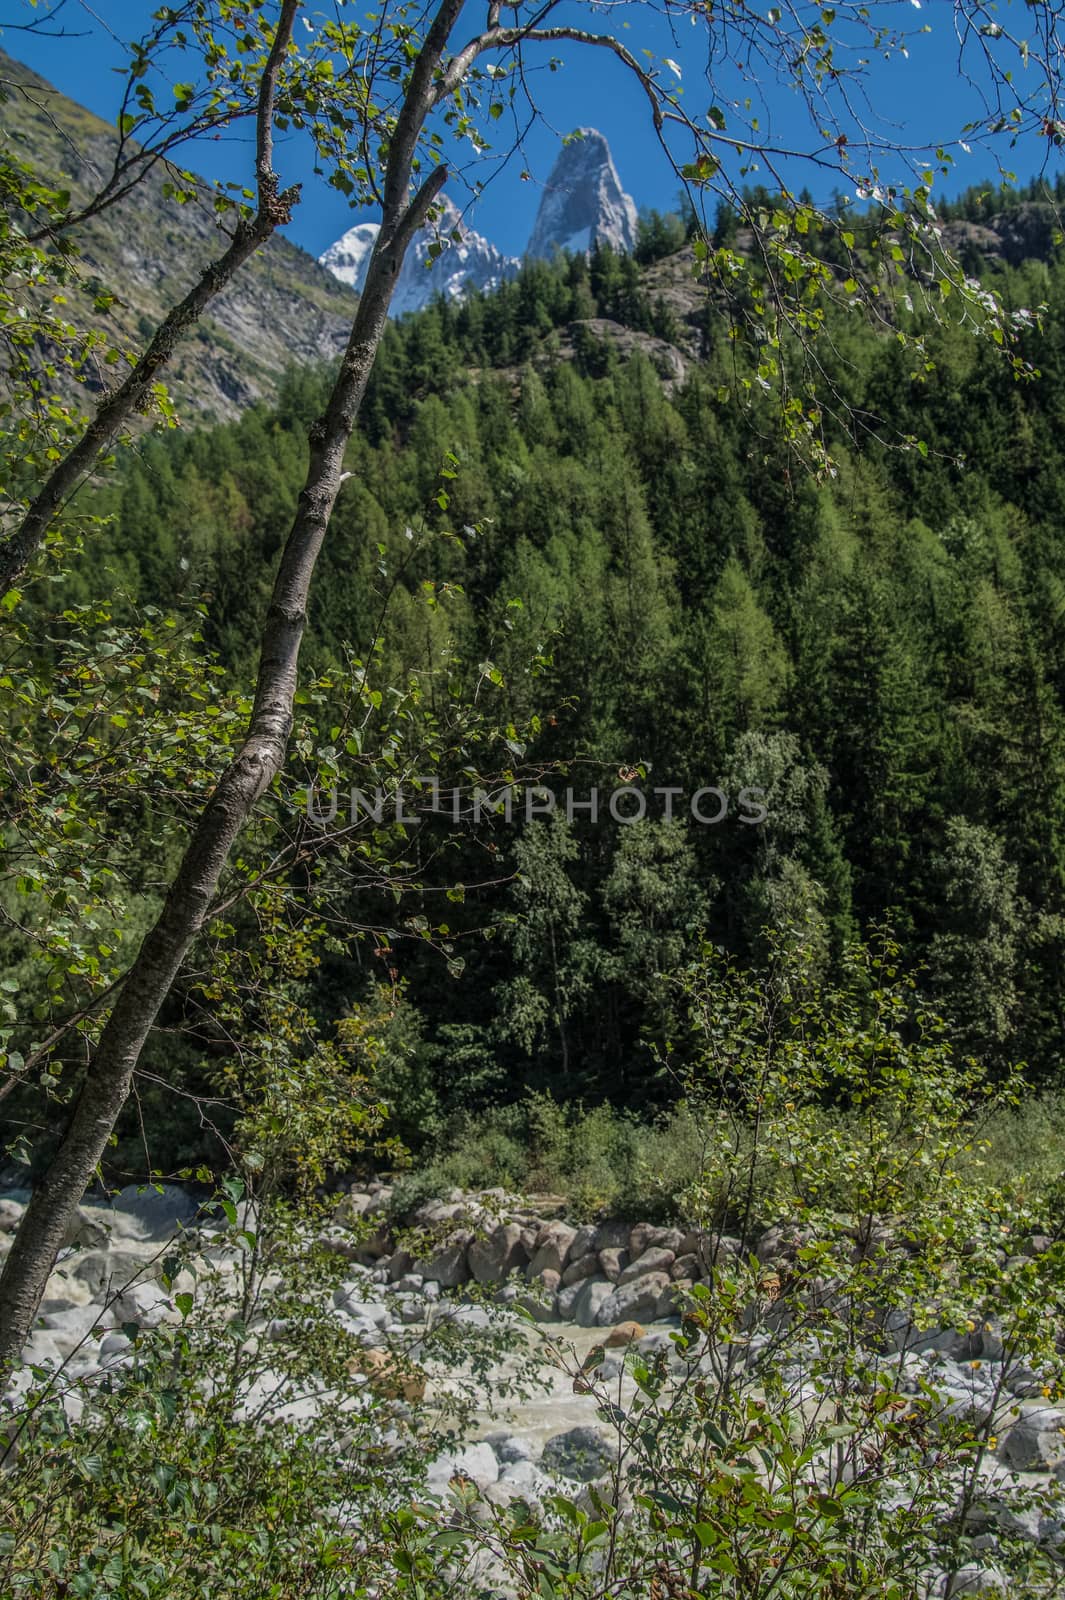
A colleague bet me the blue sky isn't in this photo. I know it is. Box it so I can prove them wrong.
[3,0,1062,260]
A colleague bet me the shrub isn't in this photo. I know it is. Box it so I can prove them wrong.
[401,1094,712,1219]
[0,1190,532,1599]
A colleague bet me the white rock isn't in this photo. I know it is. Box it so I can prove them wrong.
[332,1288,390,1327]
[390,1274,425,1294]
[98,1331,133,1364]
[497,1458,549,1503]
[426,1441,500,1492]
[62,1208,112,1250]
[21,1331,63,1369]
[70,1248,160,1299]
[113,1281,177,1330]
[940,1565,1006,1596]
[38,1303,106,1357]
[86,1183,198,1242]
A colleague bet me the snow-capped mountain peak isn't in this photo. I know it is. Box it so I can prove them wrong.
[319,220,379,291]
[319,197,518,317]
[318,132,637,316]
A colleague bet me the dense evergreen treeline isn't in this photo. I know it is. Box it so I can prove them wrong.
[75,185,1065,1150]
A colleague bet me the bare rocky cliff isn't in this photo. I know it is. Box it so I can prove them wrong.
[526,128,638,261]
[0,49,356,422]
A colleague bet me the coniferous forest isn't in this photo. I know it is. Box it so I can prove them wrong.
[32,181,1065,1170]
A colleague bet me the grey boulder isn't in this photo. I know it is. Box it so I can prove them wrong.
[561,1251,600,1287]
[469,1223,529,1285]
[596,1273,671,1327]
[569,1225,599,1261]
[542,1425,614,1483]
[1000,1408,1065,1470]
[598,1247,629,1282]
[416,1230,473,1288]
[629,1224,684,1258]
[570,1277,614,1328]
[526,1222,577,1279]
[485,1431,538,1465]
[517,1271,560,1321]
[593,1221,630,1252]
[617,1247,675,1286]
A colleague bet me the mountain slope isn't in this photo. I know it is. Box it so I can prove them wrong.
[0,49,356,421]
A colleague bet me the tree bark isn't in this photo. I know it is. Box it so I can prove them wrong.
[0,1,301,601]
[0,17,457,1383]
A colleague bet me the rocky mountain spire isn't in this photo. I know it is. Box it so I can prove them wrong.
[525,129,638,260]
[319,130,638,315]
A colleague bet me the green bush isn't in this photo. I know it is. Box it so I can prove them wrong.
[0,1192,532,1600]
[969,1090,1065,1210]
[399,1092,713,1219]
[397,936,1065,1234]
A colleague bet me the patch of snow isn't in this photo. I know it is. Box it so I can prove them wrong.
[319,199,518,318]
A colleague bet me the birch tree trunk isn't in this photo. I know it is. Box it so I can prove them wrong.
[0,0,463,1380]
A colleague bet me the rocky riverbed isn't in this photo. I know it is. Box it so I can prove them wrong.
[4,1180,1065,1596]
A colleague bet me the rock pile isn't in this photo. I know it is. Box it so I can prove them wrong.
[339,1183,743,1329]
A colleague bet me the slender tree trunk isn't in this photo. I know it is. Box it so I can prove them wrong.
[1,0,665,1382]
[549,922,570,1081]
[0,166,447,1377]
[0,2,301,601]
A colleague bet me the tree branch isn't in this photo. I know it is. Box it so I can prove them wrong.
[0,0,301,603]
[382,0,467,222]
[435,16,665,132]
